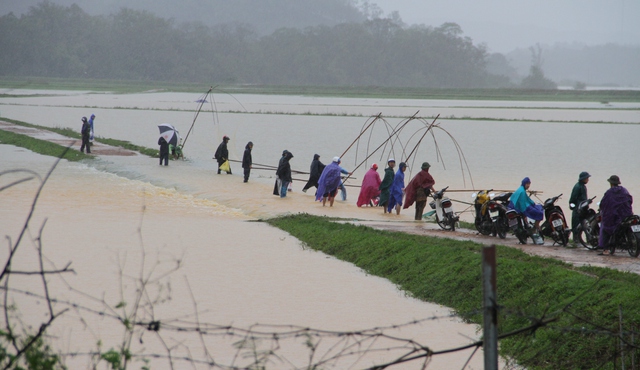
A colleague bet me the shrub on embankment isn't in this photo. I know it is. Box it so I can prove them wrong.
[267,213,640,369]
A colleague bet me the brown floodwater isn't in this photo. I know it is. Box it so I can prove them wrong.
[1,90,639,369]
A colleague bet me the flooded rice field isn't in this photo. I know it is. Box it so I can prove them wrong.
[1,89,639,369]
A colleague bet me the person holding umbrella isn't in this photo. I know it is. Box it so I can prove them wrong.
[214,135,232,174]
[158,123,180,165]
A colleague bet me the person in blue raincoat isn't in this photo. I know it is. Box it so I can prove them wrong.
[509,177,544,231]
[88,114,96,143]
[387,162,407,215]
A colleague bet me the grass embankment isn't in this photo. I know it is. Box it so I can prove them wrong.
[267,214,640,369]
[0,118,158,158]
[0,128,91,162]
[2,76,640,102]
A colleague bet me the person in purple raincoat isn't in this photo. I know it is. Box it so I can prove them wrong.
[598,175,633,255]
[316,157,342,207]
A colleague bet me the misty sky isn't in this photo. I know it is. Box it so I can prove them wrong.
[374,0,640,53]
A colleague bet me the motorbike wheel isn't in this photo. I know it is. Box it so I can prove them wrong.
[516,229,528,244]
[589,220,601,249]
[437,214,454,231]
[475,218,493,236]
[574,224,588,248]
[624,229,640,257]
[578,220,598,250]
[496,217,508,239]
[555,225,569,247]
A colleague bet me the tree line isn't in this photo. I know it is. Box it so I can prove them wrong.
[0,2,517,88]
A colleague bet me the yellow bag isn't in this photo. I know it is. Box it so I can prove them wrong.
[219,160,231,173]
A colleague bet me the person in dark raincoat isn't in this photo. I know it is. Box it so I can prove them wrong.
[242,141,253,182]
[214,135,231,174]
[379,159,396,213]
[569,171,590,236]
[302,154,325,193]
[276,151,294,198]
[273,150,289,196]
[158,136,169,166]
[403,162,436,220]
[80,117,91,154]
[598,175,633,255]
[316,157,342,207]
[387,162,407,215]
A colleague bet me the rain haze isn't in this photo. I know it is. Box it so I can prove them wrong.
[373,0,640,52]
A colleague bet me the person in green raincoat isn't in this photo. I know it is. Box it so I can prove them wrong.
[569,171,590,236]
[379,159,396,213]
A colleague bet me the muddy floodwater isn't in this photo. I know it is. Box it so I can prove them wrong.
[1,89,639,369]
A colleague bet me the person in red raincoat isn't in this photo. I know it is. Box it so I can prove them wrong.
[357,164,382,207]
[403,162,436,220]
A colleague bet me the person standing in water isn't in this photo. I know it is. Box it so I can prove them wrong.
[316,157,343,207]
[88,114,96,144]
[387,162,407,215]
[403,162,436,220]
[214,135,231,174]
[158,136,169,166]
[80,117,91,154]
[302,154,325,193]
[276,151,294,197]
[356,163,381,207]
[242,141,253,182]
[379,159,396,213]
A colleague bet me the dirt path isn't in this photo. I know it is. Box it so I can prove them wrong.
[3,119,639,275]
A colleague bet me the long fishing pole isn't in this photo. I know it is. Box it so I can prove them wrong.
[340,111,420,184]
[340,113,382,159]
[404,114,440,163]
[228,159,311,175]
[182,86,213,149]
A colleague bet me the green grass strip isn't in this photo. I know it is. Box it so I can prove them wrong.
[1,118,158,158]
[267,213,640,369]
[0,128,91,161]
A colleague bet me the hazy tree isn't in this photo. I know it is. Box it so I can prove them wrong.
[520,44,557,89]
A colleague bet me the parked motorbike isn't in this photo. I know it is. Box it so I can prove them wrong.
[539,194,571,246]
[490,192,512,239]
[505,208,544,245]
[429,186,459,231]
[606,215,640,257]
[472,190,511,239]
[473,190,494,236]
[505,209,530,244]
[570,196,599,250]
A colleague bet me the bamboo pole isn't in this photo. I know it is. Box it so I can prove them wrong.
[182,86,213,149]
[340,111,420,184]
[404,114,440,163]
[340,113,382,159]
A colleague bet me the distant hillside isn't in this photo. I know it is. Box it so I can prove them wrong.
[0,0,367,35]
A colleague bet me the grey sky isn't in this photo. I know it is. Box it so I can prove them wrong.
[373,0,640,53]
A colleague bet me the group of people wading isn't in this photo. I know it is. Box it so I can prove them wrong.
[211,137,634,255]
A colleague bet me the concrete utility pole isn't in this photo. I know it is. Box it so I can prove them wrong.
[482,244,498,370]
